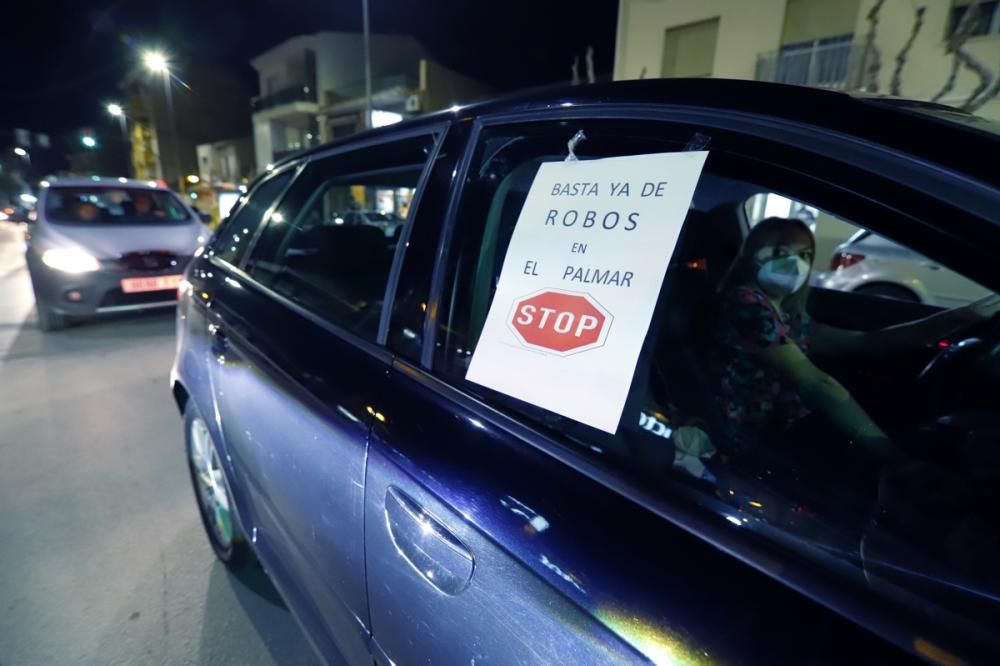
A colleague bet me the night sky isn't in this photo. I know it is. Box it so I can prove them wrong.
[2,0,619,135]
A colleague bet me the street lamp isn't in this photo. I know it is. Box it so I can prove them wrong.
[142,51,169,74]
[12,146,31,170]
[106,102,131,177]
[142,50,178,188]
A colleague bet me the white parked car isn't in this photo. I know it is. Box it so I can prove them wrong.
[818,229,991,307]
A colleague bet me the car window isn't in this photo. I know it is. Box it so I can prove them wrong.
[746,192,992,307]
[212,171,294,265]
[430,119,1000,640]
[45,186,191,223]
[245,134,435,341]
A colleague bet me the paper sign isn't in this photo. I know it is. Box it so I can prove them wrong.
[466,151,708,433]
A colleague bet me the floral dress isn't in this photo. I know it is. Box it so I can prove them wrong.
[714,286,812,441]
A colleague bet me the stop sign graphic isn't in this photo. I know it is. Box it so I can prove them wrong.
[508,289,612,355]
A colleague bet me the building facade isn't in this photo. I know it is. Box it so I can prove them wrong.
[615,0,1000,120]
[196,137,254,186]
[250,32,492,171]
[120,61,252,188]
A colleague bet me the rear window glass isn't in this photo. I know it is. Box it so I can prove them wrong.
[45,187,191,224]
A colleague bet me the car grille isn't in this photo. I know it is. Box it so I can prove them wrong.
[114,251,187,273]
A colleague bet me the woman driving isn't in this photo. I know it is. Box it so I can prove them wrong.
[713,217,1000,462]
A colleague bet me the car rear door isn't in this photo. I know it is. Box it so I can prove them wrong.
[196,128,444,664]
[365,110,1000,663]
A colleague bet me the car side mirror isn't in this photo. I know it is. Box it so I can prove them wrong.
[198,211,212,224]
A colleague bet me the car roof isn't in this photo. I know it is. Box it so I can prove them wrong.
[43,177,172,192]
[283,78,998,189]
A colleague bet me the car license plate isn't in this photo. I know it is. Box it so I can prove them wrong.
[120,274,183,294]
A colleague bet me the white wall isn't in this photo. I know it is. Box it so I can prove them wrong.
[253,119,273,173]
[196,144,213,182]
[614,0,1000,119]
[615,0,788,81]
[310,32,426,101]
[853,0,1000,119]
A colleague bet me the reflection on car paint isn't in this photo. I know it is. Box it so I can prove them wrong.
[595,606,713,666]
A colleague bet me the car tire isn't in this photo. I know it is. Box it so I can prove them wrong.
[35,297,68,332]
[184,399,251,569]
[854,283,920,303]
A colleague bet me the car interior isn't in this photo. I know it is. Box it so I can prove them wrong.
[249,169,420,339]
[437,126,1000,621]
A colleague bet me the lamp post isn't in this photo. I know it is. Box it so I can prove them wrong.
[106,103,132,177]
[362,0,372,129]
[142,50,178,187]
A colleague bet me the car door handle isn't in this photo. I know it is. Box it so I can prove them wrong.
[921,262,941,270]
[384,486,474,595]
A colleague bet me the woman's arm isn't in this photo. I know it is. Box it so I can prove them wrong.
[757,343,899,461]
[813,294,1000,357]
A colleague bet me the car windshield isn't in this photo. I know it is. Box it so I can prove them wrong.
[45,187,191,224]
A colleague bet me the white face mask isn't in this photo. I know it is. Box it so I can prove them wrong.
[757,255,810,297]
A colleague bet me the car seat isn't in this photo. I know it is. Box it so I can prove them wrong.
[280,225,392,336]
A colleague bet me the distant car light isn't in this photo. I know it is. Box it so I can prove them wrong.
[42,248,101,273]
[0,212,8,221]
[20,193,37,204]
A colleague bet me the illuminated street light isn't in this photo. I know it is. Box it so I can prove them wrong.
[13,147,27,157]
[143,51,169,74]
[142,49,181,188]
[106,103,123,117]
[186,174,200,184]
[81,136,97,149]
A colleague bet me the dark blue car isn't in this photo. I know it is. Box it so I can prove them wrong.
[171,79,1000,664]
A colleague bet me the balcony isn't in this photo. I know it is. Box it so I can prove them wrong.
[323,74,418,107]
[755,38,868,91]
[251,85,317,113]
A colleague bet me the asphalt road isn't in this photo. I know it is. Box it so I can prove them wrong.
[0,223,321,665]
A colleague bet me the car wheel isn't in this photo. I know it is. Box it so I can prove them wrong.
[35,297,68,332]
[184,400,250,569]
[854,283,920,303]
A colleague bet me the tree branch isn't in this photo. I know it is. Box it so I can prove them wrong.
[958,49,996,110]
[931,54,963,103]
[890,6,925,96]
[861,0,886,92]
[931,0,980,102]
[965,62,1000,111]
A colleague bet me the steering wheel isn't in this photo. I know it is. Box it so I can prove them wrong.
[914,313,1000,414]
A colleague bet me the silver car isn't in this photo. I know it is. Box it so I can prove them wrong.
[818,229,991,307]
[25,178,210,330]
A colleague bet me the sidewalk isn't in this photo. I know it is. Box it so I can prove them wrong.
[0,222,35,365]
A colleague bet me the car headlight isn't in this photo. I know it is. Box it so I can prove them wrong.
[41,248,100,273]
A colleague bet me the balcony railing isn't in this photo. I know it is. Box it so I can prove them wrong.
[251,85,317,112]
[324,74,417,105]
[756,39,869,91]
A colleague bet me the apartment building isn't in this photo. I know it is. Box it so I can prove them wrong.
[250,32,491,171]
[615,0,1000,120]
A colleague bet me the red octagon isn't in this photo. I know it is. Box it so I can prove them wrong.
[508,289,612,355]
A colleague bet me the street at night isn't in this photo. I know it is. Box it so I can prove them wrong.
[2,1,1000,663]
[0,222,320,665]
